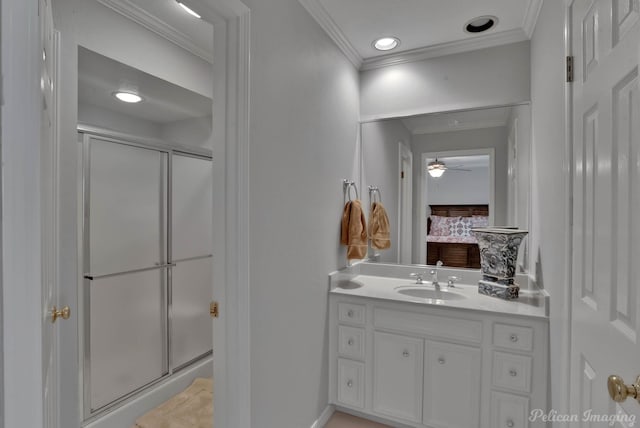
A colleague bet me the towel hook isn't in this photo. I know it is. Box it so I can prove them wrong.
[368,186,382,204]
[343,179,359,202]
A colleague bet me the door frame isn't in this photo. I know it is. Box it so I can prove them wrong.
[0,0,252,427]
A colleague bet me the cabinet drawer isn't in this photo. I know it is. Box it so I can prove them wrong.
[491,391,529,428]
[493,323,533,352]
[374,307,482,344]
[493,352,532,393]
[337,359,365,409]
[338,303,366,325]
[338,326,365,360]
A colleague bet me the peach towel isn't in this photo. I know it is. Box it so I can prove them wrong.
[341,200,368,260]
[133,378,212,428]
[369,201,391,250]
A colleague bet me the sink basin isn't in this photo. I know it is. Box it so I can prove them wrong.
[395,286,466,300]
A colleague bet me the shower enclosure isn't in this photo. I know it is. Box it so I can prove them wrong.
[80,128,213,418]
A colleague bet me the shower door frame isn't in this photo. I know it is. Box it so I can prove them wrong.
[78,125,213,421]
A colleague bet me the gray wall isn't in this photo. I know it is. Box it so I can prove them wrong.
[360,41,531,121]
[411,127,508,264]
[361,119,412,263]
[427,165,490,205]
[243,0,360,426]
[530,0,570,421]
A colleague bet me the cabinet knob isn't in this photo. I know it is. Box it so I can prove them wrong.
[438,357,446,364]
[510,334,519,342]
[506,419,515,427]
[348,338,354,346]
[347,310,354,318]
[403,350,410,357]
[509,369,518,377]
[347,380,353,388]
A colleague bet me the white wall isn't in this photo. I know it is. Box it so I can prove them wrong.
[426,166,490,205]
[78,103,162,139]
[361,119,412,263]
[242,0,360,426]
[360,41,531,121]
[56,1,212,98]
[411,127,508,262]
[159,117,212,149]
[529,0,570,421]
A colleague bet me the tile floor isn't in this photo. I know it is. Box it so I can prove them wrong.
[324,411,391,428]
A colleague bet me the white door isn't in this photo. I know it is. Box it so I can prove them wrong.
[41,0,61,427]
[570,0,640,422]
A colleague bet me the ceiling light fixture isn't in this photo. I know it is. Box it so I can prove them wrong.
[177,1,202,19]
[373,37,400,51]
[113,91,143,103]
[464,16,498,34]
[427,159,447,178]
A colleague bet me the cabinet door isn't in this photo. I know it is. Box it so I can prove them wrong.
[372,331,423,423]
[423,340,481,428]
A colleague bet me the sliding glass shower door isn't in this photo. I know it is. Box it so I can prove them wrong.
[82,134,213,417]
[85,137,169,412]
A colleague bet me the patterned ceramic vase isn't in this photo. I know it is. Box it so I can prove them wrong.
[471,228,528,300]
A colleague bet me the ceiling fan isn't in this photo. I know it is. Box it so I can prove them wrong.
[427,158,471,178]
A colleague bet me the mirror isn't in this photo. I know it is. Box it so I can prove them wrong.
[361,103,531,272]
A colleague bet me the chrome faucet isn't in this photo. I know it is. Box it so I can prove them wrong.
[430,260,444,290]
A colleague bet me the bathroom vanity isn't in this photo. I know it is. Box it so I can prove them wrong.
[328,264,549,428]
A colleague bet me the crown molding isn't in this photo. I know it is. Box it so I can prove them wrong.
[407,120,508,135]
[522,0,544,38]
[297,0,363,69]
[361,28,528,71]
[96,0,213,63]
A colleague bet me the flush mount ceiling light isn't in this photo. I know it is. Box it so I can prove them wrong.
[427,159,447,178]
[113,91,143,103]
[464,16,498,34]
[177,1,201,19]
[373,37,400,51]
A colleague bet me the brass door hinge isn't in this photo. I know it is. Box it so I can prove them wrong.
[566,56,574,82]
[210,301,219,318]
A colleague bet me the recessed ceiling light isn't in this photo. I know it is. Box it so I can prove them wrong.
[113,91,143,103]
[464,16,498,34]
[373,37,400,52]
[177,1,201,19]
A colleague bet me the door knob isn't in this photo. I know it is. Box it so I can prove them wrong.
[607,375,640,403]
[51,306,71,323]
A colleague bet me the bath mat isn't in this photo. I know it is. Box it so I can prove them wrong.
[133,377,212,428]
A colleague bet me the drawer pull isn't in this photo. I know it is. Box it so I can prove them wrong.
[347,310,355,318]
[510,334,519,342]
[510,369,518,377]
[506,419,515,428]
[347,380,353,388]
[438,357,446,364]
[403,350,410,357]
[348,338,354,346]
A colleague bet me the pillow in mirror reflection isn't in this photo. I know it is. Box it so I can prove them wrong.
[471,215,489,228]
[449,217,473,237]
[429,215,453,236]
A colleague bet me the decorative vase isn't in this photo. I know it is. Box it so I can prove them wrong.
[471,227,528,300]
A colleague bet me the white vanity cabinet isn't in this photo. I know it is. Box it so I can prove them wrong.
[328,294,548,428]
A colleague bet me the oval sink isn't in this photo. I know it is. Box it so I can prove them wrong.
[395,286,466,300]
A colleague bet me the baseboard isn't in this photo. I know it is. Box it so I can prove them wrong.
[311,405,335,428]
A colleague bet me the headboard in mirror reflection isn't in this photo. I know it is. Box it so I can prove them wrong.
[361,103,531,273]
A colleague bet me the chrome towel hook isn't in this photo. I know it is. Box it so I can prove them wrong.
[343,179,359,202]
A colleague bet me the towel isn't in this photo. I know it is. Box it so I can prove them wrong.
[369,201,391,250]
[341,200,368,260]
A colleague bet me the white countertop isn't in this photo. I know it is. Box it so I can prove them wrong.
[330,274,548,319]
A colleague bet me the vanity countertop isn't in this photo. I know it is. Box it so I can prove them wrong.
[330,274,548,319]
